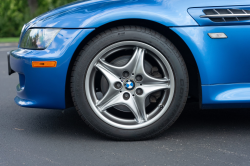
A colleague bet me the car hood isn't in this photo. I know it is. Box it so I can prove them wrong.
[27,0,94,25]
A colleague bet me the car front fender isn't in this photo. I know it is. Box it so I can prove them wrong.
[30,0,198,29]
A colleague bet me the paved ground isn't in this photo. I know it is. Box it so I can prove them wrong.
[1,44,250,166]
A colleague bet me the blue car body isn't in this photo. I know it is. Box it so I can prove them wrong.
[9,0,250,109]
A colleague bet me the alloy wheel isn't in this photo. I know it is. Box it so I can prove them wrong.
[85,41,175,129]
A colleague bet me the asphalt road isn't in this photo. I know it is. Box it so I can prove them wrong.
[1,44,250,166]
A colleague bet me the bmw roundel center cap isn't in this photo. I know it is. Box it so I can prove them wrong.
[124,80,135,90]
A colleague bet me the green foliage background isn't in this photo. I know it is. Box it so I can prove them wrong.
[0,0,76,37]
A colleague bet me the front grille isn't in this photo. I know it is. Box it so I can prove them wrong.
[201,9,250,22]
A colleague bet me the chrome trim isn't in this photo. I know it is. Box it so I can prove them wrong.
[213,9,226,22]
[242,10,247,14]
[200,14,250,18]
[227,9,239,21]
[227,9,233,14]
[213,9,219,14]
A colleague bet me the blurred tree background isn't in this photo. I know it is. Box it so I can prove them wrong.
[0,0,76,38]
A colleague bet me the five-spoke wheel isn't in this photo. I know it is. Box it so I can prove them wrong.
[86,42,175,129]
[71,26,188,140]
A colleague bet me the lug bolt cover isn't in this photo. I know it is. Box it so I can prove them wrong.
[136,75,143,81]
[123,92,130,100]
[123,71,129,78]
[136,88,143,95]
[114,82,122,89]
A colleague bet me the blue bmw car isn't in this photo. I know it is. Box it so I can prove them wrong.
[8,0,250,140]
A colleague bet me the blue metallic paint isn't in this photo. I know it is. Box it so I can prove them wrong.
[28,0,250,30]
[171,25,250,85]
[30,0,198,28]
[202,84,250,109]
[10,0,250,109]
[19,0,199,46]
[172,25,250,108]
[10,29,94,109]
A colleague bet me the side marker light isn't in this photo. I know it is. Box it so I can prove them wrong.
[32,61,57,68]
[208,33,227,39]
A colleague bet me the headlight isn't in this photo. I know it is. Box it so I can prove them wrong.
[20,28,61,49]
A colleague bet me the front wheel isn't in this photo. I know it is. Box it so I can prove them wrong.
[71,26,189,140]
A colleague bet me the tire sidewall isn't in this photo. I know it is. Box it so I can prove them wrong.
[72,27,188,140]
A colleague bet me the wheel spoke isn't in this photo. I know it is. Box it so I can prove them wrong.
[125,47,146,74]
[134,95,147,122]
[97,93,123,112]
[130,47,170,84]
[97,47,145,78]
[125,95,145,123]
[131,47,144,74]
[95,62,121,110]
[142,76,170,85]
[97,92,145,123]
[98,59,124,78]
[95,62,121,84]
[140,84,170,97]
[133,84,170,122]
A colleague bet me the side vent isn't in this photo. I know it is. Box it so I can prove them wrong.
[200,9,250,22]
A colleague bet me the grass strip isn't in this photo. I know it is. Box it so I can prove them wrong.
[0,37,19,43]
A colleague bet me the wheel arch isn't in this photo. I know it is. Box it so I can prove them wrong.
[65,19,201,108]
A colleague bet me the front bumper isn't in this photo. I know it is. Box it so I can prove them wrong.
[7,52,15,75]
[9,29,94,109]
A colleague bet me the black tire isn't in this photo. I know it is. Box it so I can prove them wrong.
[71,26,189,140]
